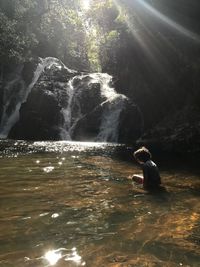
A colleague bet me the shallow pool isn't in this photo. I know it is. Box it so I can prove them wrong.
[0,141,200,267]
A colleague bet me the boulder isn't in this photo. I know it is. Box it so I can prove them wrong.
[118,99,143,144]
[8,57,76,140]
[8,86,63,140]
[137,106,200,154]
[71,104,104,141]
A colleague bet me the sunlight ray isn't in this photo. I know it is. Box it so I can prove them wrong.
[113,0,200,74]
[121,0,200,42]
[113,0,157,61]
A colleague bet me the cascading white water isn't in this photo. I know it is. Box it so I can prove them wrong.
[60,72,127,142]
[59,75,84,140]
[0,66,25,138]
[95,96,126,142]
[0,57,75,139]
[89,73,127,142]
[59,77,78,140]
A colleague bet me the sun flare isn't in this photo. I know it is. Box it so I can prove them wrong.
[82,0,91,10]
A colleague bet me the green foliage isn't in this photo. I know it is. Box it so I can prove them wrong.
[0,11,37,69]
[0,0,129,73]
[83,0,122,70]
[39,0,88,68]
[0,0,90,73]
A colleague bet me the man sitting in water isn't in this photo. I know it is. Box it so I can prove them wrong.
[129,146,161,190]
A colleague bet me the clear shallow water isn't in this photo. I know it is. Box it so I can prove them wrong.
[0,141,200,267]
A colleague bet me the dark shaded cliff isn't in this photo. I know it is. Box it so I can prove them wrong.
[99,0,200,152]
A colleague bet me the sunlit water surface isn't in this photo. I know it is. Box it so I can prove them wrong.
[0,140,200,267]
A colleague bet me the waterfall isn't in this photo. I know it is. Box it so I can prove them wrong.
[60,72,127,142]
[90,73,127,142]
[95,96,126,142]
[0,66,24,138]
[0,57,75,139]
[0,57,139,142]
[59,77,77,140]
[59,75,85,140]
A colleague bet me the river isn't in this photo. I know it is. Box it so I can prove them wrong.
[0,140,200,267]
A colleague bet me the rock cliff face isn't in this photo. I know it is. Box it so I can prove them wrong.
[100,10,200,153]
[8,82,64,140]
[3,57,143,142]
[8,58,77,140]
[137,106,200,154]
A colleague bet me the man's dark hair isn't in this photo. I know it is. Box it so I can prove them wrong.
[134,147,152,162]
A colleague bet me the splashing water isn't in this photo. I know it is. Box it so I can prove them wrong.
[0,57,74,139]
[60,72,127,142]
[0,58,128,143]
[89,73,127,142]
[0,66,25,138]
[60,77,80,140]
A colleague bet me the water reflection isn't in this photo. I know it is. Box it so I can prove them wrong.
[65,247,84,265]
[44,249,62,265]
[43,247,84,266]
[51,213,59,218]
[43,166,55,173]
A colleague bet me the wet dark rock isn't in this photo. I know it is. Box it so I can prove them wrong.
[22,58,40,85]
[118,99,143,144]
[6,57,143,143]
[39,59,78,83]
[8,88,63,140]
[71,79,104,119]
[8,58,76,140]
[0,81,3,120]
[72,104,103,141]
[137,106,200,154]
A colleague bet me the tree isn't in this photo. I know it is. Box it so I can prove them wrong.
[0,11,37,80]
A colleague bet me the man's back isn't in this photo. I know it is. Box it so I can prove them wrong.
[142,160,161,189]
